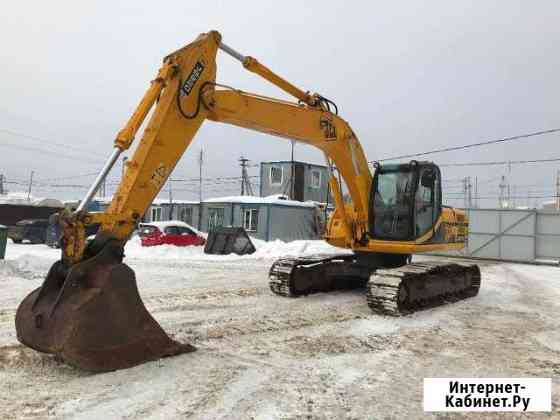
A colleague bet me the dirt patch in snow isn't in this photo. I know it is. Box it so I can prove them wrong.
[282,333,400,356]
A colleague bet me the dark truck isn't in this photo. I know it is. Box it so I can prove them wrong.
[8,219,49,244]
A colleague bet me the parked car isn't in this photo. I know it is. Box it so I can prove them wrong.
[138,221,205,247]
[8,219,49,244]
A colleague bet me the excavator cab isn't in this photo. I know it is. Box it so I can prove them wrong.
[369,161,442,241]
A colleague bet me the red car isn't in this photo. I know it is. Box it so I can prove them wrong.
[138,221,205,247]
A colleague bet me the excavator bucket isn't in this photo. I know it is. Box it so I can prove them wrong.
[204,227,256,255]
[15,242,194,372]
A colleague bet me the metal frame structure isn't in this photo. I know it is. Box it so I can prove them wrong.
[434,208,560,263]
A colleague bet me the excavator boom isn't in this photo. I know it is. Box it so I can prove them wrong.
[15,30,479,372]
[16,32,222,371]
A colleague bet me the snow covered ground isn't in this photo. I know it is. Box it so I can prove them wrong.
[0,239,558,419]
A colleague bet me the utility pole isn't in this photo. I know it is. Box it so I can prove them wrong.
[0,174,4,195]
[168,179,173,220]
[467,176,473,208]
[27,171,34,201]
[239,156,254,196]
[283,140,296,199]
[507,160,512,207]
[499,175,507,208]
[290,140,295,200]
[474,176,478,208]
[556,169,560,211]
[198,149,204,202]
[462,177,468,209]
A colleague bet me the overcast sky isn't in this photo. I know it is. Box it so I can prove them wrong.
[0,1,558,207]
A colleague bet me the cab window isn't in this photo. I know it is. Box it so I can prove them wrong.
[371,169,415,240]
[414,166,440,236]
[370,163,441,240]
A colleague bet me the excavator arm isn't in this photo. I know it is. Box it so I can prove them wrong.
[15,30,373,372]
[205,89,371,246]
[61,30,372,264]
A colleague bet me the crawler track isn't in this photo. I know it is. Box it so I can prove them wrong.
[268,257,299,297]
[269,254,369,297]
[270,256,481,316]
[367,262,481,316]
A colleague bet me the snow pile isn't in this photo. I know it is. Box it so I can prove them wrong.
[3,239,59,268]
[250,239,351,259]
[0,253,56,279]
[152,198,199,205]
[92,195,200,206]
[0,192,36,205]
[0,192,63,207]
[203,194,317,208]
[3,235,348,267]
[124,236,349,261]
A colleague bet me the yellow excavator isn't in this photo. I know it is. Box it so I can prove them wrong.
[15,31,480,372]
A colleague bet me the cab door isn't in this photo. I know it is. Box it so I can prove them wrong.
[414,165,441,238]
[369,162,441,241]
[369,164,415,240]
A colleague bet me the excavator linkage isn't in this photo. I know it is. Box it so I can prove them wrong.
[15,241,194,372]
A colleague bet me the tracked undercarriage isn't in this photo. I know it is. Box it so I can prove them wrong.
[269,255,481,316]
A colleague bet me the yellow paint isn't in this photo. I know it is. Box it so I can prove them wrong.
[63,30,468,264]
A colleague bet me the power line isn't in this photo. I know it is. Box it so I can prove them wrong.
[374,128,560,162]
[4,174,263,196]
[39,172,100,182]
[445,194,558,200]
[3,175,258,189]
[0,143,104,165]
[476,176,503,186]
[170,175,258,182]
[439,157,560,167]
[0,128,106,160]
